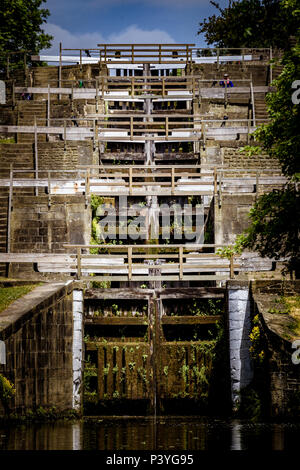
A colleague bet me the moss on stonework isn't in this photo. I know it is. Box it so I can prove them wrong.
[267,295,300,339]
[0,407,81,423]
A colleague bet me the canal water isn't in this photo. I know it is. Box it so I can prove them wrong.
[0,417,300,450]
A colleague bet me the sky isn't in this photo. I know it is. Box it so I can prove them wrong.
[42,0,229,54]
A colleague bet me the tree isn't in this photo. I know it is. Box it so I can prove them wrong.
[243,186,300,274]
[198,0,299,49]
[241,6,300,275]
[0,0,53,74]
[254,31,300,176]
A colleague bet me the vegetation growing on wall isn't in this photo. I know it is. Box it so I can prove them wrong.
[267,295,300,339]
[249,315,265,363]
[236,313,268,420]
[0,374,15,413]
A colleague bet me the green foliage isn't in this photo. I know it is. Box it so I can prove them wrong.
[254,53,300,177]
[9,407,80,422]
[0,138,15,144]
[237,14,300,275]
[111,304,120,316]
[239,145,262,157]
[249,315,265,364]
[0,374,15,405]
[90,194,105,215]
[217,234,247,259]
[237,386,262,420]
[242,186,300,273]
[0,0,53,73]
[192,365,209,386]
[189,298,223,316]
[198,0,299,49]
[268,296,291,314]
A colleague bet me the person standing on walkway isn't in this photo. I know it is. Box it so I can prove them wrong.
[219,73,234,87]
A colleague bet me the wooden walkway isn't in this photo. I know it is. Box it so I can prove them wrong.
[0,244,276,281]
[0,118,267,142]
[14,84,271,101]
[0,166,285,197]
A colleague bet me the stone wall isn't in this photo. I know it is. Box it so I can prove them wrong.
[0,282,76,414]
[192,63,269,86]
[200,101,249,121]
[214,194,256,245]
[252,280,300,418]
[0,141,97,177]
[38,141,96,171]
[9,195,90,277]
[222,147,281,171]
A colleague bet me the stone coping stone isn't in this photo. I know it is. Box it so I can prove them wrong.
[227,280,250,289]
[0,280,73,339]
[253,291,299,345]
[252,280,300,295]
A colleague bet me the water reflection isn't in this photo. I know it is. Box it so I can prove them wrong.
[0,418,299,451]
[230,420,242,450]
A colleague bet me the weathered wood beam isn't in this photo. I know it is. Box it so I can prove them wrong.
[84,288,152,299]
[84,316,148,325]
[161,315,222,324]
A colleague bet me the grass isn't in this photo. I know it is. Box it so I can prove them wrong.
[284,295,300,338]
[0,285,39,313]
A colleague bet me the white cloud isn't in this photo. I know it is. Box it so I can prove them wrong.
[43,23,176,54]
[47,0,206,10]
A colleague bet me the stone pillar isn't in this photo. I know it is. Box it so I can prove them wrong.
[227,281,253,408]
[72,289,84,411]
[0,340,5,365]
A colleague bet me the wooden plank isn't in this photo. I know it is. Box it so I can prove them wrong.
[82,275,229,281]
[106,346,113,399]
[128,246,132,280]
[0,253,73,262]
[84,317,148,325]
[161,315,222,325]
[179,246,183,280]
[97,347,104,400]
[86,341,146,349]
[116,346,123,398]
[159,287,225,299]
[84,289,152,300]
